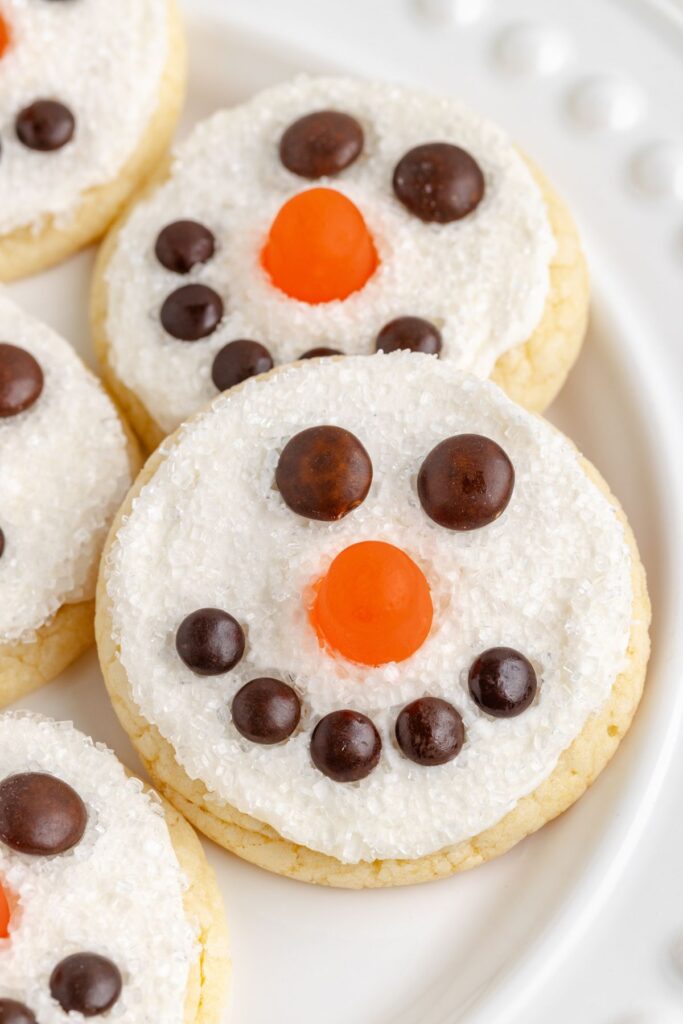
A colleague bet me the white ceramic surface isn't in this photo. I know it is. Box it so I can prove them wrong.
[4,1,683,1021]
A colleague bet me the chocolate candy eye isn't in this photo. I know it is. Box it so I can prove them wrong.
[0,1000,37,1024]
[0,772,87,856]
[232,678,301,744]
[299,346,342,360]
[395,697,465,766]
[311,710,381,782]
[375,316,442,355]
[155,220,216,274]
[0,343,44,418]
[418,434,514,531]
[211,339,273,393]
[468,647,537,717]
[280,110,364,179]
[176,608,245,676]
[160,284,224,341]
[276,425,372,522]
[15,99,75,152]
[393,142,484,223]
[50,953,122,1017]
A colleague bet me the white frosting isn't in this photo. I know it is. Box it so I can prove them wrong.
[0,0,168,233]
[0,713,196,1024]
[106,354,633,863]
[104,76,556,435]
[0,295,132,643]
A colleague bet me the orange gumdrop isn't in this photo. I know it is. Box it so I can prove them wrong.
[311,540,433,667]
[261,187,378,304]
[0,15,11,60]
[0,881,11,939]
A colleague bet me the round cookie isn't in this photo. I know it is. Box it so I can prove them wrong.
[0,0,186,281]
[96,353,649,887]
[0,712,229,1022]
[91,76,588,452]
[0,296,140,707]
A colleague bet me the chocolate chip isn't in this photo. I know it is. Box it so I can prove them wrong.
[395,697,464,766]
[0,1001,36,1024]
[50,953,122,1017]
[311,710,381,782]
[176,608,245,676]
[469,647,537,718]
[16,100,75,152]
[232,678,301,744]
[393,143,484,223]
[418,434,514,531]
[0,344,44,418]
[276,425,372,522]
[160,285,223,341]
[375,316,442,355]
[155,220,216,274]
[280,110,364,179]
[299,346,342,359]
[211,339,273,392]
[0,528,5,560]
[0,772,87,856]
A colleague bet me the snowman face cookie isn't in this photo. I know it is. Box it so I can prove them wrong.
[0,296,135,703]
[0,714,226,1023]
[101,354,644,872]
[95,76,587,449]
[0,0,184,279]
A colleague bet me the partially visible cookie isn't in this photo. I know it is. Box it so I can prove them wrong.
[0,0,186,281]
[96,353,649,888]
[91,75,587,452]
[0,296,140,707]
[0,712,229,1022]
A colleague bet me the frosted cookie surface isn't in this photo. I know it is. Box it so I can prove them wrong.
[0,297,132,646]
[98,76,571,441]
[104,353,633,864]
[0,714,196,1023]
[0,0,169,234]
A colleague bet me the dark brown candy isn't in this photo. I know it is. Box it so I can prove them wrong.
[418,434,514,531]
[176,608,245,676]
[0,344,44,418]
[395,697,464,766]
[211,339,273,393]
[393,142,484,223]
[299,346,342,359]
[280,110,364,179]
[276,425,372,522]
[375,316,442,355]
[468,647,537,718]
[160,285,223,341]
[155,220,216,274]
[0,1000,37,1024]
[50,953,122,1017]
[16,100,75,152]
[232,678,301,744]
[0,527,5,560]
[311,710,381,782]
[0,772,87,856]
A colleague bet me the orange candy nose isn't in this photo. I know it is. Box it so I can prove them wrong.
[0,881,11,939]
[311,541,433,667]
[262,187,378,304]
[0,15,11,59]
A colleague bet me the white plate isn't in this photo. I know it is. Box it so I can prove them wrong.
[5,1,683,1021]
